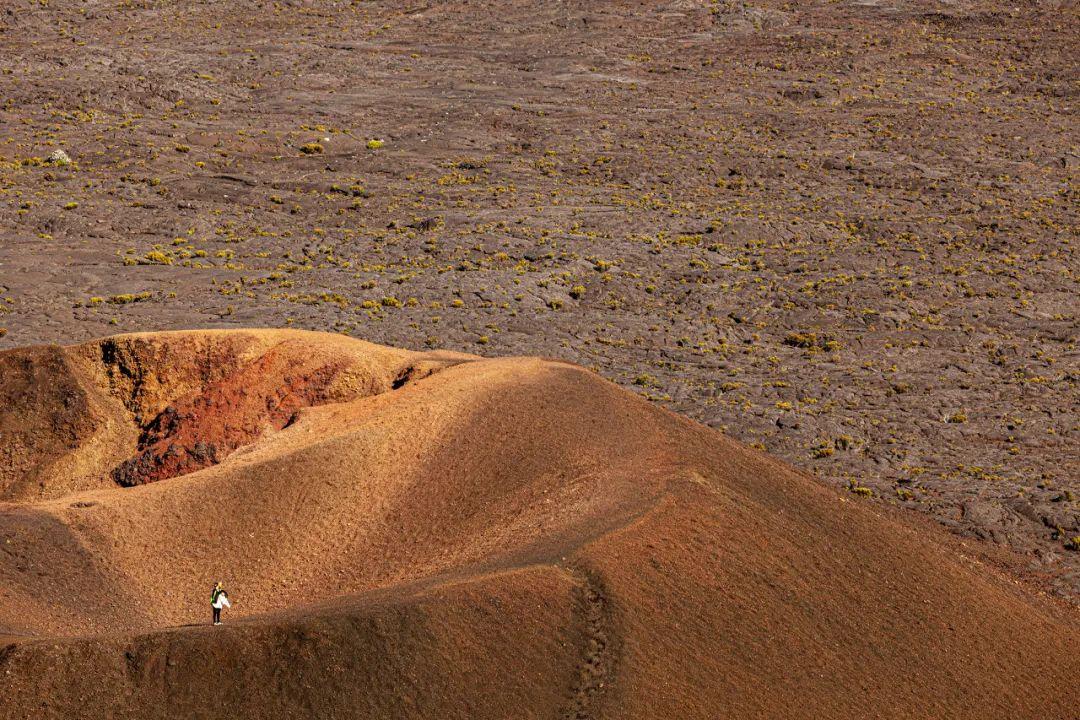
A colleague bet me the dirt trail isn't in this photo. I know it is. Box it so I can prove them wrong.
[559,564,617,720]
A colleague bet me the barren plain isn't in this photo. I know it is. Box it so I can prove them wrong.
[0,0,1077,597]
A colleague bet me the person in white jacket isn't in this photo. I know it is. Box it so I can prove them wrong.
[211,581,231,625]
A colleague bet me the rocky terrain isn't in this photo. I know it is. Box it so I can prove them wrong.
[0,0,1076,600]
[1,330,1077,719]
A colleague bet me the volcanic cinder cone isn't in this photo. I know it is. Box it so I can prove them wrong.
[0,330,1076,719]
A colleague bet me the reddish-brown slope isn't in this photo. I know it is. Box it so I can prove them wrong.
[0,330,462,501]
[0,330,1076,719]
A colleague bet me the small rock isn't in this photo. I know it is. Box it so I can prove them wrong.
[46,149,71,166]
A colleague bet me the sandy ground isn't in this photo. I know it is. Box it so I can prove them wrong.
[0,330,1077,718]
[0,0,1076,600]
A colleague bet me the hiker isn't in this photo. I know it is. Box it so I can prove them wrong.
[211,581,231,625]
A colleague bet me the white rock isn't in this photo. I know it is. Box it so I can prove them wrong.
[46,149,72,166]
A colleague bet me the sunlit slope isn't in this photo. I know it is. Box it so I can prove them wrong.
[0,330,1075,719]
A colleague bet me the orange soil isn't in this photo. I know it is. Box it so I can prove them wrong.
[0,330,1076,719]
